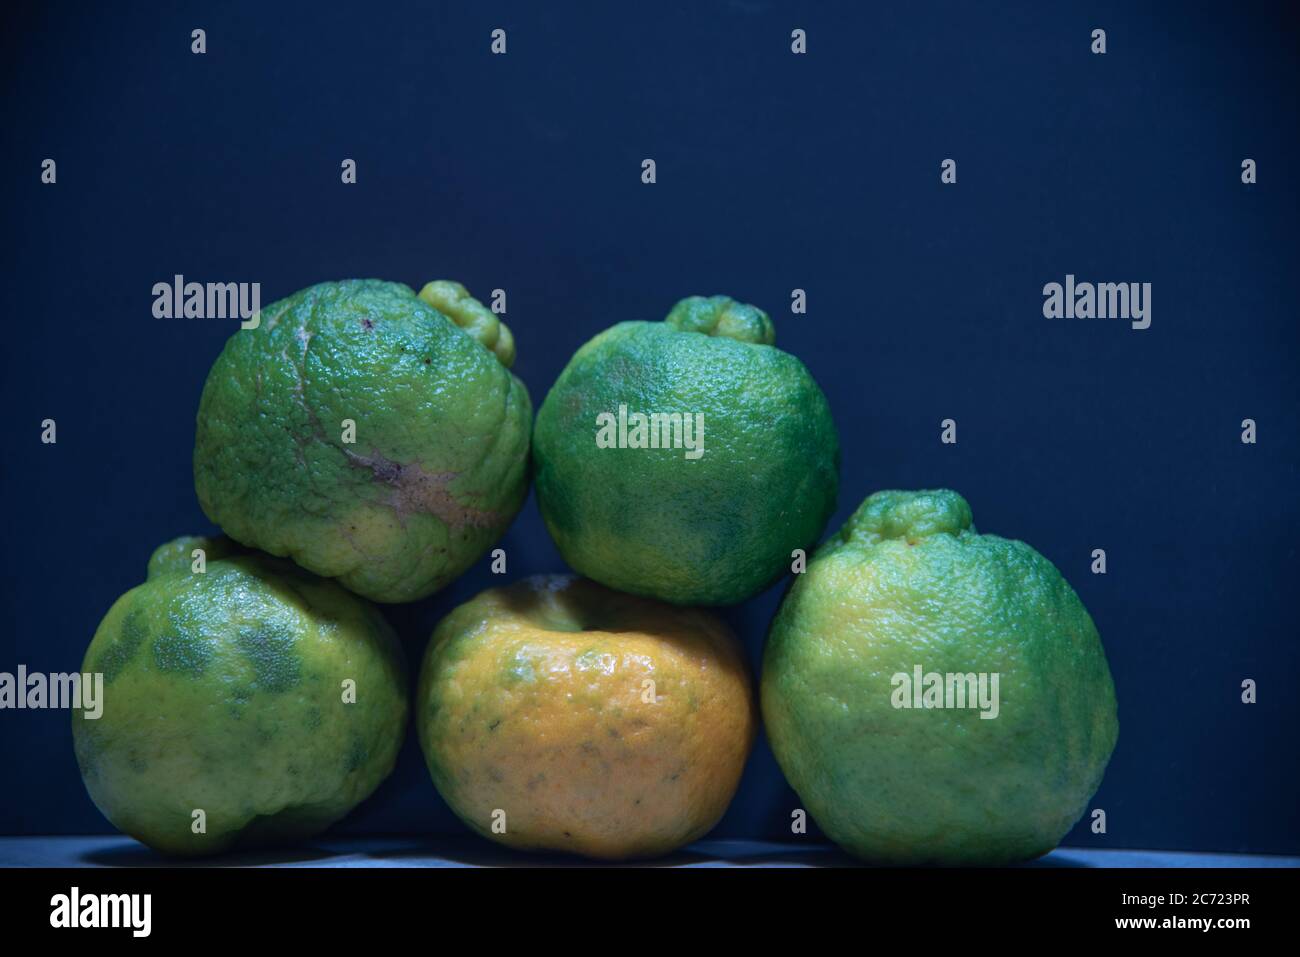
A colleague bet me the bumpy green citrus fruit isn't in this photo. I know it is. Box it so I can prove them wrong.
[194,279,531,603]
[417,575,756,859]
[533,296,839,606]
[762,490,1118,865]
[72,536,408,856]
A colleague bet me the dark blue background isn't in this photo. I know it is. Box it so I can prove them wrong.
[2,1,1296,855]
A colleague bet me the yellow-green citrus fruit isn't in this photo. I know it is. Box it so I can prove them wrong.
[194,279,531,603]
[417,574,756,859]
[762,490,1118,865]
[72,537,408,856]
[533,295,839,606]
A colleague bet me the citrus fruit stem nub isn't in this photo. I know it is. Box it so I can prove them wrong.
[664,295,776,346]
[418,280,516,367]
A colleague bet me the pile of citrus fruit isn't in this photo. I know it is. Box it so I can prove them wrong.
[75,280,1117,863]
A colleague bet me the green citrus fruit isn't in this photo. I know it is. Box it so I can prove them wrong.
[72,536,408,856]
[533,295,839,606]
[416,574,756,859]
[762,489,1118,865]
[194,279,531,603]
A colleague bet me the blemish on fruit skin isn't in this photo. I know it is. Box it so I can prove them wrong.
[152,616,214,677]
[236,624,301,692]
[97,608,149,683]
[342,448,501,531]
[344,737,369,773]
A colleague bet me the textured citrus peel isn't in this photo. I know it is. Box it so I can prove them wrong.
[418,280,516,367]
[664,295,776,346]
